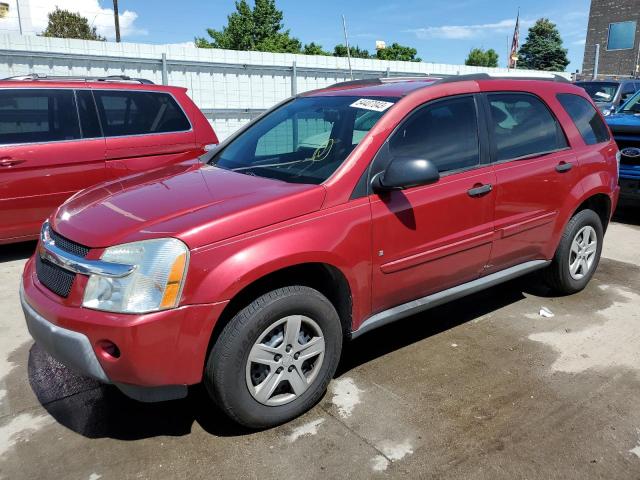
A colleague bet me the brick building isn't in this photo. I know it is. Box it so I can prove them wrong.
[582,0,640,78]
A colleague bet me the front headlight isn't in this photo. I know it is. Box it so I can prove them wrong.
[83,238,189,313]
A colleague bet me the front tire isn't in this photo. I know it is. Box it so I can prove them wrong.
[204,286,342,429]
[544,209,603,294]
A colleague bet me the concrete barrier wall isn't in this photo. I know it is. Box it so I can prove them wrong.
[0,34,571,140]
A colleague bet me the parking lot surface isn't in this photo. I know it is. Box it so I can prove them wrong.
[1,210,639,480]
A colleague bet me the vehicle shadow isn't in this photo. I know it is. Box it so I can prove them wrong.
[612,205,640,227]
[0,241,37,263]
[337,275,529,375]
[28,273,533,440]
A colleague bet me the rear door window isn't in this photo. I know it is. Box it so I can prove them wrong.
[389,95,481,173]
[93,90,191,137]
[556,94,610,145]
[0,89,80,145]
[487,93,568,161]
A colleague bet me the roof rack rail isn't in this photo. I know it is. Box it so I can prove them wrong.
[2,74,155,84]
[435,72,570,84]
[328,75,439,89]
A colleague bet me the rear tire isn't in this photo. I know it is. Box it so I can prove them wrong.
[204,286,342,429]
[544,209,603,294]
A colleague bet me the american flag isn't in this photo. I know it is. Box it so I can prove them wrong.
[508,10,520,68]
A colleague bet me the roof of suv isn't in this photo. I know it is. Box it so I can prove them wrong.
[305,73,573,98]
[0,75,187,92]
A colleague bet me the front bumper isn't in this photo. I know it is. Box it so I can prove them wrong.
[21,285,110,383]
[21,256,228,402]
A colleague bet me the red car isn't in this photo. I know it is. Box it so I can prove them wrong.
[21,74,619,428]
[0,75,217,245]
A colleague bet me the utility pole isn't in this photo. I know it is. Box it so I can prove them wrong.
[593,43,600,80]
[113,0,121,42]
[342,15,353,80]
[16,0,23,35]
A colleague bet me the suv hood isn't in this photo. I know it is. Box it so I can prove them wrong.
[52,162,326,249]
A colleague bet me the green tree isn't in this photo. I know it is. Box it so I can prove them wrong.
[41,7,105,41]
[333,44,371,59]
[464,47,499,67]
[376,42,421,62]
[517,18,569,71]
[303,42,331,56]
[196,0,301,53]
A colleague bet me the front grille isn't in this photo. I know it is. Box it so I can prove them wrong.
[35,256,76,297]
[36,229,90,298]
[50,229,90,257]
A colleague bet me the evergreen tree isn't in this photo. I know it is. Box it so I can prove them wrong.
[517,18,569,71]
[41,8,105,41]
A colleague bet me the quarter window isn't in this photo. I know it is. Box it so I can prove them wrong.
[93,91,190,137]
[557,94,610,145]
[487,93,567,161]
[0,89,80,145]
[389,96,480,173]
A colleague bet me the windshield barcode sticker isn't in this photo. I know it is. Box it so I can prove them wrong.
[350,98,394,112]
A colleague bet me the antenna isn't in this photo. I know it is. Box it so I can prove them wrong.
[342,15,353,81]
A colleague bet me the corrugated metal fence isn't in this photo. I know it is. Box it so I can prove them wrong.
[0,33,570,139]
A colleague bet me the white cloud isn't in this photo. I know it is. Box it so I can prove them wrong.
[0,0,146,39]
[409,18,533,40]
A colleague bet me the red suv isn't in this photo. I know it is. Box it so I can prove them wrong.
[21,74,619,428]
[0,75,217,245]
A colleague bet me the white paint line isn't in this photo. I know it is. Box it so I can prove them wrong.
[330,377,363,419]
[0,413,53,457]
[286,418,324,443]
[630,445,640,459]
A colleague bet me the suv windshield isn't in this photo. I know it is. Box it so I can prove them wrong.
[619,90,640,114]
[211,95,397,184]
[575,82,619,102]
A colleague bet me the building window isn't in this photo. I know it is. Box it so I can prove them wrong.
[607,21,637,51]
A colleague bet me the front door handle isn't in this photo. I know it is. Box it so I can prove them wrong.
[467,183,493,197]
[0,158,25,167]
[555,161,573,173]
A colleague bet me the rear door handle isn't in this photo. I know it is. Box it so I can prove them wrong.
[555,161,573,173]
[467,183,492,197]
[0,158,25,167]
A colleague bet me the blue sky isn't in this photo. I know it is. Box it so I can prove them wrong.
[2,0,592,71]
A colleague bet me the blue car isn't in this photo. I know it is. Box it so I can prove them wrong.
[606,90,640,206]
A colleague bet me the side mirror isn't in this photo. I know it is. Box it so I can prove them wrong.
[372,158,440,192]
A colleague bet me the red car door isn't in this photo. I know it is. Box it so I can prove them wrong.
[0,88,106,243]
[483,92,578,272]
[92,89,197,178]
[370,95,496,313]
